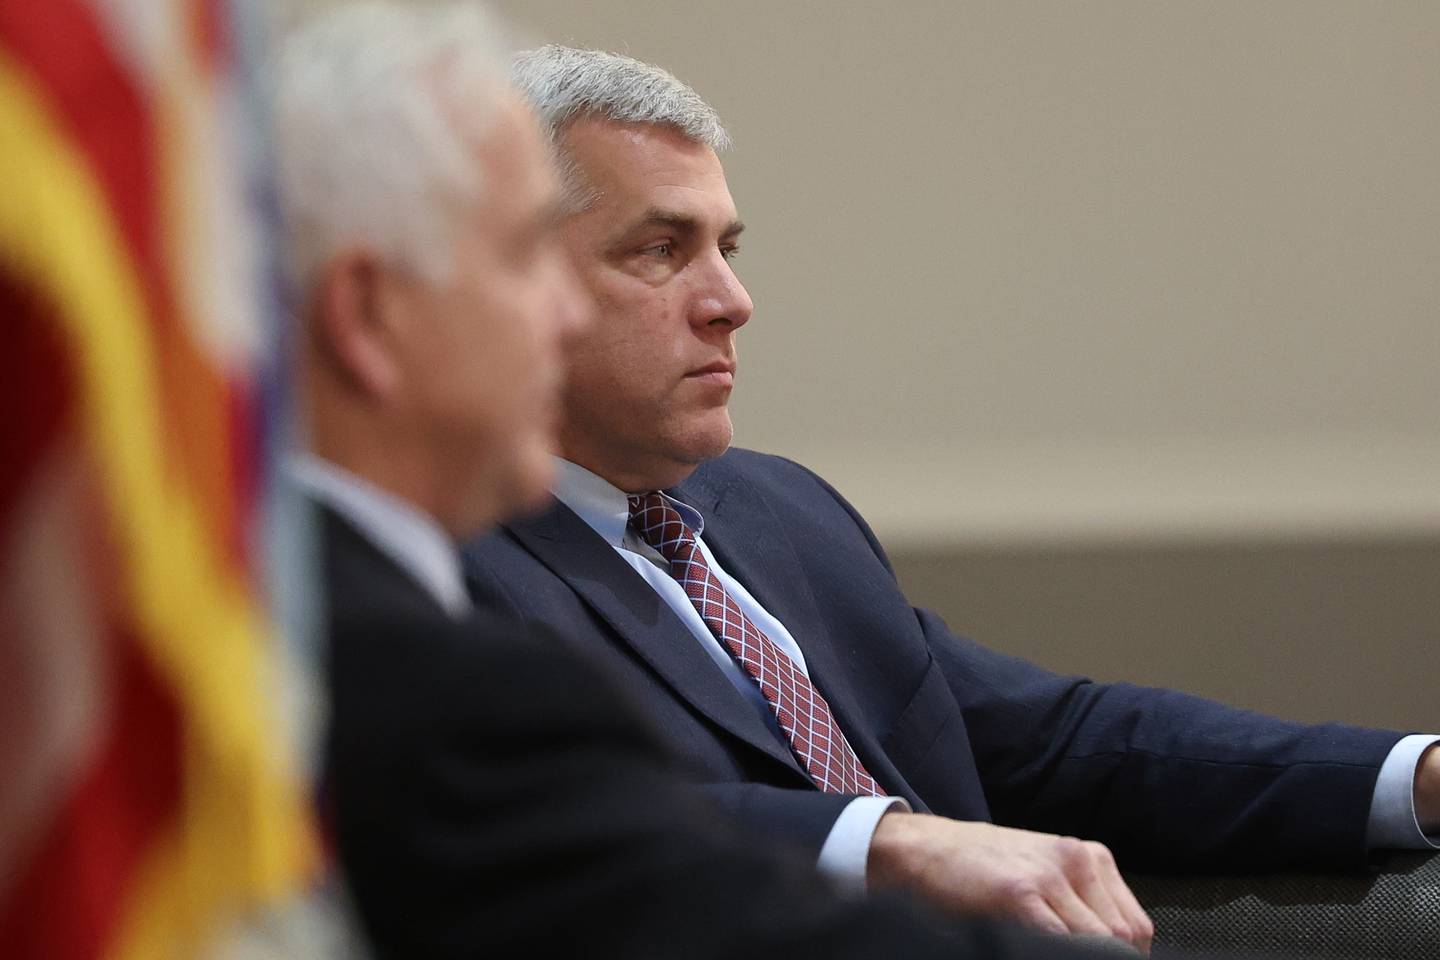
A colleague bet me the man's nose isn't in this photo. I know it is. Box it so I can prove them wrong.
[690,252,752,331]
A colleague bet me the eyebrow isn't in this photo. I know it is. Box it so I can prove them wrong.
[617,207,746,244]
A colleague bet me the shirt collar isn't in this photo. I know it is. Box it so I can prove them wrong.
[551,457,705,546]
[289,453,472,620]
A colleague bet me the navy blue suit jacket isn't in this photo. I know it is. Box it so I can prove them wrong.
[463,448,1403,872]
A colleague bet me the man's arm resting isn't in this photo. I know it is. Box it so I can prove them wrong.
[915,605,1407,870]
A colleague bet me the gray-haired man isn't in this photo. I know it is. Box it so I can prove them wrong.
[463,44,1440,957]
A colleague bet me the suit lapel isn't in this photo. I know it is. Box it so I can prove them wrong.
[503,501,808,780]
[676,470,923,808]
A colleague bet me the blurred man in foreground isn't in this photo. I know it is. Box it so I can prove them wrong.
[272,4,1140,958]
[460,44,1439,955]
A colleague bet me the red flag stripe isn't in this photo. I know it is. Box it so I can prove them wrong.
[0,271,73,523]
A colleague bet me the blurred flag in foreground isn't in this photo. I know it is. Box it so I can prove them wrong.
[0,0,318,956]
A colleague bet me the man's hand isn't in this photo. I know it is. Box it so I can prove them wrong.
[1417,744,1440,835]
[869,812,1154,955]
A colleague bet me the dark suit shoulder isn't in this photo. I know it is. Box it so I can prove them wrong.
[681,447,892,568]
[331,596,658,755]
[688,446,827,488]
[681,447,854,517]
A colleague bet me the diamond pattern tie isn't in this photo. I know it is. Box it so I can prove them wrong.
[628,492,883,796]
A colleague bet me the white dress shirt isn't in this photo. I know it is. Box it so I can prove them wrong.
[290,454,471,620]
[552,458,1438,893]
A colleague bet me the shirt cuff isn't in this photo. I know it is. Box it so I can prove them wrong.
[815,796,910,896]
[1366,733,1440,850]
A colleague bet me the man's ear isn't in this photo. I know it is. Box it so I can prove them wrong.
[311,251,404,398]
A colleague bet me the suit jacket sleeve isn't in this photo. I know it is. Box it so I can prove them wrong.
[790,456,1404,872]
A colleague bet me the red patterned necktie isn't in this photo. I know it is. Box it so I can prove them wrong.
[628,492,884,796]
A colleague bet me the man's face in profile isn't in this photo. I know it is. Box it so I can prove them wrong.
[551,119,753,490]
[388,96,587,525]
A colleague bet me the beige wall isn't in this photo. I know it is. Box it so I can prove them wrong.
[494,0,1440,546]
[891,537,1439,731]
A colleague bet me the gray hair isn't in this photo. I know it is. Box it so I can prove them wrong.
[510,45,730,210]
[273,1,511,288]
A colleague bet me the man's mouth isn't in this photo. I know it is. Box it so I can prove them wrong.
[685,361,736,387]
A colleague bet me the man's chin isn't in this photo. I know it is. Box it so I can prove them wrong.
[690,436,731,464]
[691,428,731,466]
[679,412,734,463]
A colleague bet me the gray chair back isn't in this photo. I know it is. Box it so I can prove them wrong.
[1130,853,1439,959]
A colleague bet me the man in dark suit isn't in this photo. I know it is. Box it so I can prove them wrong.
[275,5,1140,958]
[462,45,1440,951]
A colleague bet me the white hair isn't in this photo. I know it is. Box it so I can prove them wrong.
[273,1,511,287]
[510,45,730,210]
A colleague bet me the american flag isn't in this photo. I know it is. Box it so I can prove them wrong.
[0,0,321,955]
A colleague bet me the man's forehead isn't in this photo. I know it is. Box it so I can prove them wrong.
[559,117,739,230]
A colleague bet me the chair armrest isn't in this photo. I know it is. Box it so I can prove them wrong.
[1127,852,1439,959]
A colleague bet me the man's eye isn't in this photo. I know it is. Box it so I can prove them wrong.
[720,245,740,262]
[641,242,672,258]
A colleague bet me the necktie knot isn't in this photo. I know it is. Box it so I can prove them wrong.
[627,492,693,561]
